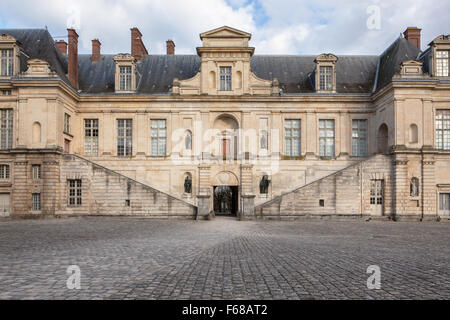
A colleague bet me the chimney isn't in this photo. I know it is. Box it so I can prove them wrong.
[403,27,421,49]
[67,28,79,89]
[55,40,67,55]
[130,27,148,61]
[166,40,175,55]
[92,39,101,62]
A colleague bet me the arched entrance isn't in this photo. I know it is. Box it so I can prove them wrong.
[212,171,239,216]
[377,123,389,154]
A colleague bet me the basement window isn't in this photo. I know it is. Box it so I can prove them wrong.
[125,200,130,207]
[319,199,325,207]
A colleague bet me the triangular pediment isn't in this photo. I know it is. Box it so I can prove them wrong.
[200,26,251,40]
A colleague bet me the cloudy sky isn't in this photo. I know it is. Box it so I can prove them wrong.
[0,0,448,55]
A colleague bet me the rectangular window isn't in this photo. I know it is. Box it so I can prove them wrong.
[319,66,333,91]
[0,164,9,179]
[119,66,132,91]
[370,180,384,205]
[436,110,450,150]
[68,179,82,206]
[436,50,449,77]
[0,49,14,76]
[32,193,41,211]
[151,119,167,156]
[0,109,13,149]
[117,119,132,156]
[352,119,367,156]
[319,119,335,157]
[84,119,99,156]
[32,164,41,180]
[220,67,232,91]
[64,113,70,134]
[285,119,301,157]
[439,193,450,212]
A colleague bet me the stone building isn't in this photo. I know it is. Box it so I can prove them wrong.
[0,25,449,221]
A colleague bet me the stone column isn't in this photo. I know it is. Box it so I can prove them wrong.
[196,195,211,220]
[240,164,255,220]
[305,111,317,159]
[393,155,408,218]
[197,165,212,219]
[240,195,256,220]
[421,154,436,220]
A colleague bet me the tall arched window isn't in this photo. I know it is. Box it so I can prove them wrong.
[185,130,192,150]
[409,124,418,143]
[377,123,389,154]
[32,122,41,144]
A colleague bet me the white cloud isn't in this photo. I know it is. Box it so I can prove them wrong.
[0,0,449,55]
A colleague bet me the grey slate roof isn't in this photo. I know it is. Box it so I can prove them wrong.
[0,28,70,86]
[0,28,425,95]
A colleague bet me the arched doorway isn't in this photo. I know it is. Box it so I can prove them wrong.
[212,171,239,216]
[377,124,389,154]
[213,114,239,160]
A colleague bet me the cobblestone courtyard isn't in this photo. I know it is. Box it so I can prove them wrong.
[0,217,449,300]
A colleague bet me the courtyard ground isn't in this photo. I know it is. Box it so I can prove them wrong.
[0,217,449,299]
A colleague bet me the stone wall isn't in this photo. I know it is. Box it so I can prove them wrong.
[255,155,394,219]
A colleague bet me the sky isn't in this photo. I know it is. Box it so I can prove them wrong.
[0,0,449,55]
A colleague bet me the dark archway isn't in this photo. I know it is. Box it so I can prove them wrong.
[213,186,238,216]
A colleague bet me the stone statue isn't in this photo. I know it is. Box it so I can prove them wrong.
[410,177,419,197]
[184,176,192,194]
[259,175,271,194]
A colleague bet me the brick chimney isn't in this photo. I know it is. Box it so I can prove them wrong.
[403,27,421,49]
[130,27,148,61]
[92,39,101,62]
[166,40,175,55]
[67,28,79,89]
[55,40,67,55]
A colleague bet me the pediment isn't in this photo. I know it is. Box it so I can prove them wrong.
[200,26,251,40]
[429,35,450,45]
[0,34,18,43]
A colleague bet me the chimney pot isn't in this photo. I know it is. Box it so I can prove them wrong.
[130,27,148,61]
[67,28,79,89]
[403,27,421,49]
[92,39,101,62]
[55,40,68,55]
[166,40,175,55]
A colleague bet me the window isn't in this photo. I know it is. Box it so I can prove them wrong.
[151,120,166,156]
[64,113,70,134]
[436,50,449,77]
[352,120,367,156]
[285,120,301,157]
[32,193,41,211]
[436,110,450,150]
[68,179,82,206]
[0,49,14,76]
[185,130,192,150]
[119,66,132,91]
[220,67,232,91]
[64,139,70,153]
[84,119,99,156]
[2,90,11,96]
[0,164,9,179]
[117,119,132,156]
[32,165,41,180]
[319,66,333,91]
[0,109,13,149]
[319,119,335,157]
[370,180,384,205]
[440,193,450,213]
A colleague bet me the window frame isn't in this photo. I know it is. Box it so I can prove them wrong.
[0,109,13,150]
[0,164,10,179]
[64,113,71,134]
[219,66,232,91]
[284,119,301,157]
[151,119,167,157]
[68,179,82,206]
[117,119,133,157]
[84,119,99,156]
[436,50,449,77]
[119,66,132,91]
[32,193,41,211]
[352,119,368,156]
[319,119,335,157]
[319,66,333,91]
[435,110,450,150]
[32,164,41,180]
[0,48,14,76]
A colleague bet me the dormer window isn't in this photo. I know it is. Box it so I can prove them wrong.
[119,66,132,91]
[319,66,333,91]
[220,66,232,91]
[0,49,14,76]
[314,53,338,93]
[113,54,136,92]
[436,50,449,76]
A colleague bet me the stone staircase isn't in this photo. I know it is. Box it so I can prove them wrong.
[254,154,393,219]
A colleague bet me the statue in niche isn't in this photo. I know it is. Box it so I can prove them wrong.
[184,175,192,194]
[259,175,271,194]
[410,177,419,197]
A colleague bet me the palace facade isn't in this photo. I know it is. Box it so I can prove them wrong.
[0,25,449,220]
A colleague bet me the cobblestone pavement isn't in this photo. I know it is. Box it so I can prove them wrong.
[0,217,449,300]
